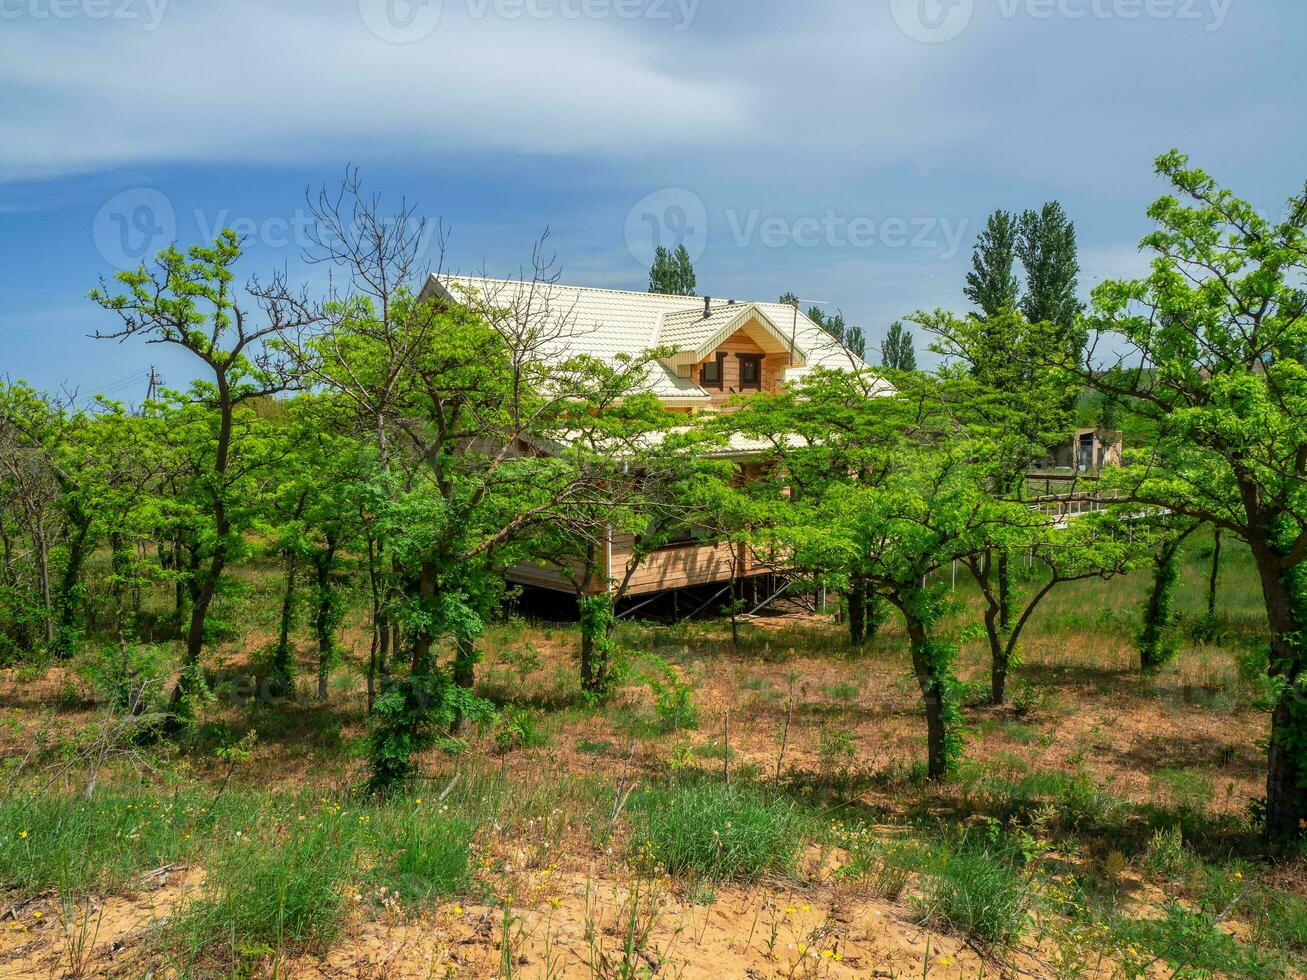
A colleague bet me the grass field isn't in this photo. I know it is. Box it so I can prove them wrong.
[1,530,1303,978]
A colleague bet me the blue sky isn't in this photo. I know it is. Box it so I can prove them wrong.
[1,0,1303,396]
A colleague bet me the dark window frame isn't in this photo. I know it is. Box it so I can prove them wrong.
[736,353,764,390]
[700,351,726,389]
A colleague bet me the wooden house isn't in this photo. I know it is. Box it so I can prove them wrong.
[422,275,881,603]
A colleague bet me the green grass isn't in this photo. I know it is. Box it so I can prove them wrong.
[0,789,252,898]
[169,806,359,963]
[834,827,929,901]
[629,780,807,883]
[1116,903,1290,978]
[369,801,474,904]
[911,843,1032,947]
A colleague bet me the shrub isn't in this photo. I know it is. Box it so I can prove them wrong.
[1248,888,1307,955]
[912,845,1030,947]
[641,656,698,733]
[80,642,173,713]
[630,782,805,883]
[818,727,857,777]
[1144,825,1193,879]
[370,802,473,904]
[493,706,549,754]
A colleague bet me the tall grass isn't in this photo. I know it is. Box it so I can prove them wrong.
[369,801,473,904]
[0,789,253,897]
[169,810,359,962]
[912,843,1031,947]
[629,780,807,883]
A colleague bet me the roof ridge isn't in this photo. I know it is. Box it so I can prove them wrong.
[435,273,796,311]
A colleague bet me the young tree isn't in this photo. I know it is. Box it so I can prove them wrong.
[1072,150,1307,837]
[881,321,917,372]
[1137,519,1200,671]
[0,384,68,653]
[965,210,1021,319]
[730,367,1030,778]
[724,364,892,649]
[523,354,713,700]
[918,308,1099,703]
[275,172,452,709]
[90,233,318,724]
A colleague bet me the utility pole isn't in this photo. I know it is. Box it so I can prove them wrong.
[145,366,158,403]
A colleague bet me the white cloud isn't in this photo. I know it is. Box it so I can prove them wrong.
[0,1,746,179]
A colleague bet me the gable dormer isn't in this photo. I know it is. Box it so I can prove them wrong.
[655,300,807,405]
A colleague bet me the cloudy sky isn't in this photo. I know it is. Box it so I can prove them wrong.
[1,0,1303,394]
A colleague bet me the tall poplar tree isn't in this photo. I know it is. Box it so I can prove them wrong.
[965,210,1021,319]
[1018,202,1085,364]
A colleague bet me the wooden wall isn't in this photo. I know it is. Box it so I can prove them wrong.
[506,534,763,597]
[694,328,790,408]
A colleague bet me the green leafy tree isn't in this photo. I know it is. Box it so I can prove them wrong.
[648,244,697,296]
[1073,150,1307,837]
[730,369,1025,778]
[1019,202,1085,364]
[918,308,1119,703]
[90,233,318,726]
[524,353,715,700]
[881,321,917,372]
[965,210,1021,319]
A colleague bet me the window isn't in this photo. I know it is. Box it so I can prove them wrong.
[700,352,725,388]
[737,353,763,389]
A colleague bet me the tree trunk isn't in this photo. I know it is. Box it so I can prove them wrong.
[271,549,299,695]
[903,610,949,781]
[578,591,615,700]
[847,574,868,647]
[452,633,476,690]
[313,536,339,702]
[0,510,14,586]
[1139,527,1193,671]
[1207,529,1222,620]
[997,547,1012,637]
[36,534,53,644]
[972,550,1011,706]
[991,638,1010,707]
[1251,539,1307,839]
[51,501,93,658]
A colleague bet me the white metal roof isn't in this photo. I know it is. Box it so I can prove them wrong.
[424,275,879,403]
